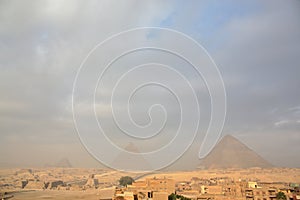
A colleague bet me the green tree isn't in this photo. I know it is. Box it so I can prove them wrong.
[168,193,191,200]
[276,191,286,200]
[119,176,134,186]
[168,193,176,200]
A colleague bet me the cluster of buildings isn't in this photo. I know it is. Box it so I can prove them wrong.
[244,182,300,200]
[98,176,300,200]
[1,168,300,200]
[18,173,100,191]
[175,178,300,200]
[0,169,120,192]
[99,177,175,200]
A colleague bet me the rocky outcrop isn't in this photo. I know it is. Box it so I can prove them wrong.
[48,180,65,189]
[85,174,99,189]
[24,180,46,189]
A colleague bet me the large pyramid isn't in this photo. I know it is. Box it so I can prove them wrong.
[199,135,272,169]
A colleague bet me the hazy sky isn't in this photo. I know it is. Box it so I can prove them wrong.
[0,0,300,169]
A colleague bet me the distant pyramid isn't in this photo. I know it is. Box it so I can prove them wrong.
[45,158,72,168]
[110,142,151,171]
[124,142,141,153]
[55,158,72,168]
[199,135,272,169]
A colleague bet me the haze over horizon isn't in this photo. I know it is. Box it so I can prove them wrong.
[0,0,300,169]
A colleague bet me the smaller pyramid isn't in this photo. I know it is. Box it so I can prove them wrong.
[45,158,72,168]
[55,158,72,168]
[199,135,272,169]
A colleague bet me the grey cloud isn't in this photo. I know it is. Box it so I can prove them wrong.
[0,0,299,168]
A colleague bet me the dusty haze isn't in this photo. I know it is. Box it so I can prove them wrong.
[0,0,300,169]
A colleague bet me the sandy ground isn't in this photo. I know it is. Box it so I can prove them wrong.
[11,190,100,200]
[1,168,299,199]
[141,168,300,183]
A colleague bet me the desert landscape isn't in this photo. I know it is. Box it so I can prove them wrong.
[1,1,299,200]
[1,136,299,199]
[0,168,300,199]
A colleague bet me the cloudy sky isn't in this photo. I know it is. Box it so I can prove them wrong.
[0,0,300,169]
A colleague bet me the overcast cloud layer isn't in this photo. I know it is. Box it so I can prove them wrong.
[0,0,300,169]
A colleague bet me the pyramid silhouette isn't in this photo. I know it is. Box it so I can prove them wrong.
[45,158,72,168]
[199,135,272,169]
[109,142,151,171]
